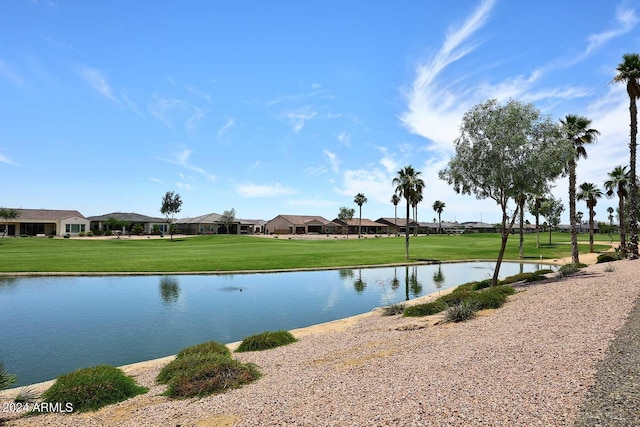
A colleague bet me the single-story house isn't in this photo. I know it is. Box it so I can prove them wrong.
[0,208,90,237]
[375,217,421,234]
[176,212,243,235]
[461,221,500,233]
[265,215,339,235]
[420,221,465,234]
[87,212,169,235]
[333,218,389,235]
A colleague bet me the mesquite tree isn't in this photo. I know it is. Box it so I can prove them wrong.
[439,99,573,286]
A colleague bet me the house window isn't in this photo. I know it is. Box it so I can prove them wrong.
[65,224,86,233]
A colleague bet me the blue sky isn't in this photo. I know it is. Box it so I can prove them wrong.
[2,1,639,225]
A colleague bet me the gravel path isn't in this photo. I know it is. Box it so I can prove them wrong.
[2,260,639,427]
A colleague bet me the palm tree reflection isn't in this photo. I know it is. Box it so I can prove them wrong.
[159,276,180,305]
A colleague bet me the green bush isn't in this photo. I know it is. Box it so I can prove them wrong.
[471,288,507,309]
[441,300,477,323]
[437,290,475,306]
[235,330,297,352]
[0,361,16,390]
[164,353,260,398]
[381,303,405,316]
[501,270,551,285]
[176,341,231,359]
[104,230,113,237]
[597,253,620,264]
[41,365,147,413]
[492,285,516,296]
[403,301,447,317]
[557,263,584,277]
[471,279,492,290]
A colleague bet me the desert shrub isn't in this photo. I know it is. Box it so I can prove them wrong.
[381,303,405,316]
[235,330,297,353]
[471,288,507,309]
[441,300,477,323]
[557,263,583,278]
[85,231,93,237]
[437,290,475,306]
[492,285,516,296]
[163,353,260,398]
[0,361,16,390]
[403,301,447,317]
[501,270,551,285]
[471,279,492,290]
[452,282,475,293]
[14,386,39,403]
[41,365,147,413]
[104,229,113,237]
[176,341,231,359]
[597,253,620,264]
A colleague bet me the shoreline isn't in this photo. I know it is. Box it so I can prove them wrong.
[0,253,603,396]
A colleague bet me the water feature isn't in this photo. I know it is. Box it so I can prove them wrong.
[0,262,552,386]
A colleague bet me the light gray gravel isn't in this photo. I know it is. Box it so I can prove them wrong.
[2,260,639,427]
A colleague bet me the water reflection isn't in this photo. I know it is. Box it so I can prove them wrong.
[159,276,180,305]
[353,269,366,294]
[433,264,445,296]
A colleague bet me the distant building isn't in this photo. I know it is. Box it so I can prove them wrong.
[265,215,338,235]
[333,218,389,235]
[87,212,168,235]
[1,208,90,237]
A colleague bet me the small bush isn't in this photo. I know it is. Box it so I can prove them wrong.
[104,230,113,237]
[452,282,475,293]
[441,300,477,323]
[471,288,507,309]
[471,279,492,291]
[176,341,231,359]
[381,303,405,316]
[164,353,260,398]
[85,231,93,237]
[235,330,297,352]
[403,300,447,317]
[437,290,475,306]
[0,361,16,390]
[501,270,551,285]
[492,285,516,296]
[557,263,583,278]
[597,253,620,264]
[14,386,39,403]
[41,365,147,413]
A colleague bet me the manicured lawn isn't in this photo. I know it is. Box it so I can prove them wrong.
[0,232,613,273]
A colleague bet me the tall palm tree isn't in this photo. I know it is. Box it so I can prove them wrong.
[577,182,604,253]
[391,194,400,236]
[392,165,424,260]
[411,188,423,236]
[604,165,630,255]
[561,114,600,264]
[432,200,446,234]
[613,53,640,259]
[353,193,367,239]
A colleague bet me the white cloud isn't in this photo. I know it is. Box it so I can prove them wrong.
[186,107,206,133]
[236,182,296,197]
[285,107,317,133]
[0,152,17,165]
[0,60,25,87]
[324,150,340,173]
[337,132,352,146]
[217,117,235,140]
[158,148,216,181]
[78,66,116,101]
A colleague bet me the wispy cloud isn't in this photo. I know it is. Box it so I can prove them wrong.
[148,95,184,130]
[148,94,206,132]
[236,182,296,197]
[337,131,352,146]
[0,60,25,87]
[186,107,206,133]
[78,66,116,101]
[217,117,235,140]
[324,150,340,173]
[149,177,163,184]
[267,85,333,107]
[157,148,216,181]
[400,0,496,149]
[285,106,317,133]
[0,152,17,165]
[582,5,638,58]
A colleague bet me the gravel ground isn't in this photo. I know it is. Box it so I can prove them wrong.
[2,260,639,427]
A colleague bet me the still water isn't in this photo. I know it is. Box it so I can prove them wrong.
[0,262,551,386]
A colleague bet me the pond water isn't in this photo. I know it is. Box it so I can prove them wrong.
[0,262,552,386]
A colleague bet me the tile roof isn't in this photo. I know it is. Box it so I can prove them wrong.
[10,208,86,221]
[86,212,165,222]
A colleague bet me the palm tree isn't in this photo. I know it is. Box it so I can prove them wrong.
[613,53,640,259]
[577,182,604,253]
[432,200,446,234]
[391,194,401,236]
[561,114,600,264]
[392,165,424,260]
[411,188,423,236]
[353,193,367,239]
[604,165,630,255]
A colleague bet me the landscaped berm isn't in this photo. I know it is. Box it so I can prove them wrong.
[1,256,639,426]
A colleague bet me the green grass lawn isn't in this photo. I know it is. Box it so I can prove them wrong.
[0,232,614,274]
